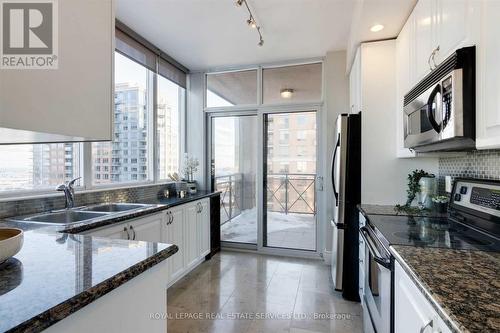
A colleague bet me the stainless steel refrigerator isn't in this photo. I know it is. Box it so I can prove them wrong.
[330,112,361,302]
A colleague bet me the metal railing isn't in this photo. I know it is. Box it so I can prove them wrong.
[215,173,243,225]
[266,173,316,215]
[215,172,316,226]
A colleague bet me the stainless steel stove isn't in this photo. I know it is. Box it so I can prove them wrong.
[360,178,500,333]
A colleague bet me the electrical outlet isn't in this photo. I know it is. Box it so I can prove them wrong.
[445,176,453,193]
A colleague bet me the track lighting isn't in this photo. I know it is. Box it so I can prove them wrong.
[247,16,257,29]
[235,0,264,47]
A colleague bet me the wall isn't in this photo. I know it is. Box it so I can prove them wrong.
[322,50,350,257]
[186,72,207,190]
[438,150,500,192]
[360,40,439,205]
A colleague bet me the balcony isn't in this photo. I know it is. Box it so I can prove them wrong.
[217,173,316,250]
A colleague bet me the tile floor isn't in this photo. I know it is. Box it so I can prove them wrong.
[167,251,362,333]
[221,209,316,251]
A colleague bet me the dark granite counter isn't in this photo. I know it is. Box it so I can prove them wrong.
[0,228,178,333]
[391,246,500,333]
[358,203,448,218]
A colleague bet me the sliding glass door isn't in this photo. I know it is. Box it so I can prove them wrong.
[263,111,317,251]
[211,115,258,245]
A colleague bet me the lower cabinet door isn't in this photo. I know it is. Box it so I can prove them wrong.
[165,207,185,282]
[198,199,210,257]
[128,213,163,243]
[184,202,199,269]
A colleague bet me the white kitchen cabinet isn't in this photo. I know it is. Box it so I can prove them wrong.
[413,0,437,82]
[434,0,468,64]
[83,199,212,286]
[128,214,163,243]
[162,206,185,283]
[198,199,210,257]
[395,261,452,333]
[476,0,500,149]
[184,202,199,269]
[349,48,362,114]
[86,222,129,239]
[0,0,114,143]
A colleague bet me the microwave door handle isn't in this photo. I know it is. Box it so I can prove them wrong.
[426,84,442,133]
[359,227,391,269]
[332,133,340,206]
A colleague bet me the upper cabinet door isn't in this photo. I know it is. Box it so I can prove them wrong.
[476,0,500,149]
[413,0,437,81]
[0,0,114,144]
[434,0,469,65]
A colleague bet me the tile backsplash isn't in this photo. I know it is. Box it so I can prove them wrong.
[0,183,175,219]
[438,150,500,192]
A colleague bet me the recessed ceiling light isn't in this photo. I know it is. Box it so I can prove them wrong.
[280,88,294,99]
[370,24,384,32]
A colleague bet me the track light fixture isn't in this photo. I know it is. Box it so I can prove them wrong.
[235,0,264,46]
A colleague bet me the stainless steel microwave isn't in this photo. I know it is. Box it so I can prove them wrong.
[404,47,476,152]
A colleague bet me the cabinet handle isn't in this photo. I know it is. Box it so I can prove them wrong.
[431,45,440,69]
[129,225,136,240]
[170,212,174,224]
[420,319,434,333]
[124,226,130,240]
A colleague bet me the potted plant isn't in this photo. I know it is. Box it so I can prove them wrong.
[182,154,199,194]
[432,195,449,213]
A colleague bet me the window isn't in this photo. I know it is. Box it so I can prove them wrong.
[206,70,258,108]
[263,63,322,104]
[157,75,184,179]
[0,143,82,192]
[92,52,153,185]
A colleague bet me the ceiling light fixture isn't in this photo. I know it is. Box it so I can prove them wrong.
[280,88,294,99]
[370,24,384,32]
[236,0,264,47]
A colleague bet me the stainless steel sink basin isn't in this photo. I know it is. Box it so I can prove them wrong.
[82,203,152,213]
[13,211,108,225]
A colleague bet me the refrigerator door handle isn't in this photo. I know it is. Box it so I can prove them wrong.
[332,133,340,206]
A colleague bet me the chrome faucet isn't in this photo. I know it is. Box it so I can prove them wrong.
[56,177,81,209]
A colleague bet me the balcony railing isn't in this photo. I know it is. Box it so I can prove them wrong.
[215,173,243,225]
[215,172,316,226]
[266,173,316,215]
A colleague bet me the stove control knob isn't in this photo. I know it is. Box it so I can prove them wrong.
[454,193,462,202]
[460,186,468,195]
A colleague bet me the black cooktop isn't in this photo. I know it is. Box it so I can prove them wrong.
[367,214,500,252]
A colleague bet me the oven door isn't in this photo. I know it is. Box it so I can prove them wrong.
[360,226,392,333]
[404,83,443,149]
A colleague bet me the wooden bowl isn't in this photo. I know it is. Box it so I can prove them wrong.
[0,228,24,264]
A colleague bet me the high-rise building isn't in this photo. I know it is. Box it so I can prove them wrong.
[32,143,80,186]
[93,82,149,184]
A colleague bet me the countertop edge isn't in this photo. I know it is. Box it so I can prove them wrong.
[6,244,178,333]
[390,246,463,333]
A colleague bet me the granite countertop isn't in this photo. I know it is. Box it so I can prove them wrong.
[0,191,220,332]
[358,203,448,218]
[0,229,178,333]
[392,246,500,333]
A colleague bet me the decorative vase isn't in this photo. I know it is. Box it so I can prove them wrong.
[418,176,437,209]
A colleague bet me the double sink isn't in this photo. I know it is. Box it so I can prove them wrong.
[8,203,154,225]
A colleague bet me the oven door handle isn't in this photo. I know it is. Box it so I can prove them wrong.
[359,227,391,269]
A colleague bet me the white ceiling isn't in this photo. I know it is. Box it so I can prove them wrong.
[116,0,416,72]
